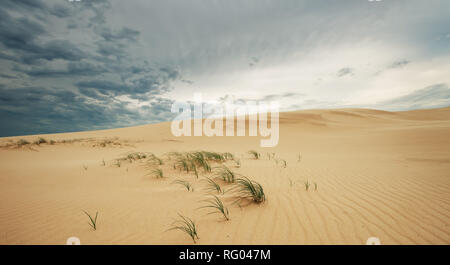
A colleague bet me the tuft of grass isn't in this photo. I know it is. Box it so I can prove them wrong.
[298,154,302,162]
[314,182,318,191]
[83,165,88,171]
[33,137,47,145]
[304,181,310,191]
[234,158,241,168]
[16,139,30,147]
[188,152,212,172]
[148,154,164,165]
[149,168,164,178]
[102,159,106,166]
[198,195,229,221]
[204,177,225,194]
[280,159,287,168]
[167,214,199,243]
[234,177,266,203]
[115,159,121,167]
[83,210,98,230]
[214,165,237,183]
[248,150,260,159]
[223,152,234,160]
[172,180,194,192]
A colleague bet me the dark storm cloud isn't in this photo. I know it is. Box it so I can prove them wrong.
[0,85,176,137]
[0,0,180,136]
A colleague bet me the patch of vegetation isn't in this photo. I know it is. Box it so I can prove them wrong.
[172,180,194,192]
[234,177,266,203]
[83,210,98,231]
[167,214,199,243]
[198,195,229,221]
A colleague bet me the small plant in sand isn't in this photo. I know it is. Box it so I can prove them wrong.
[280,159,287,168]
[198,195,230,221]
[34,137,47,145]
[83,165,88,171]
[204,177,225,194]
[173,180,194,192]
[16,139,30,147]
[149,168,164,178]
[314,182,318,191]
[188,152,212,172]
[83,210,98,230]
[233,158,241,168]
[234,177,266,203]
[115,159,121,167]
[124,152,149,162]
[167,214,199,243]
[214,165,238,183]
[147,154,164,165]
[304,181,310,191]
[223,152,234,160]
[248,150,260,159]
[102,159,106,166]
[298,154,302,162]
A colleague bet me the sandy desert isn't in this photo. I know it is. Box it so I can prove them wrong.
[0,107,449,245]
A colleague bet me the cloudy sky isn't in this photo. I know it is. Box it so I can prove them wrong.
[0,0,449,136]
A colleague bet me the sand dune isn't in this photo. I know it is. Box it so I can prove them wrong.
[0,107,449,245]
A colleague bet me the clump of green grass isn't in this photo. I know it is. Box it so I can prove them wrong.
[167,214,199,243]
[149,168,164,178]
[175,156,191,172]
[223,152,234,160]
[234,177,266,203]
[33,137,47,145]
[173,180,194,192]
[248,150,260,159]
[304,181,310,191]
[147,154,164,165]
[214,165,237,183]
[198,195,230,221]
[188,152,212,172]
[124,152,149,162]
[16,139,30,147]
[204,177,225,194]
[83,210,98,230]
